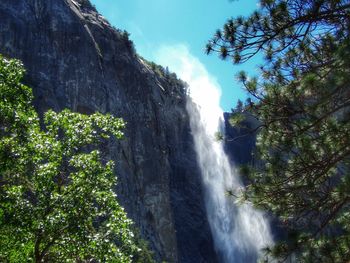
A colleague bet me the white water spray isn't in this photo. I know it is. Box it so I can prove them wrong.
[186,99,273,262]
[155,45,273,262]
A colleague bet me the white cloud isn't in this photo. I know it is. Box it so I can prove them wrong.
[153,44,224,133]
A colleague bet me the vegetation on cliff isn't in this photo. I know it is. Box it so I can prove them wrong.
[0,55,153,262]
[208,0,350,261]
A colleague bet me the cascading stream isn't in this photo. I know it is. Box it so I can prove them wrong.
[186,98,273,262]
[154,44,273,262]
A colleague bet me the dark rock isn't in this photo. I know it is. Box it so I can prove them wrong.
[0,0,217,261]
[223,111,259,166]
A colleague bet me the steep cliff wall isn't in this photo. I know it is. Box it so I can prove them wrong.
[223,112,259,166]
[0,0,217,261]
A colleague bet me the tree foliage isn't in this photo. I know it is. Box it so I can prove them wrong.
[0,55,152,262]
[208,0,350,262]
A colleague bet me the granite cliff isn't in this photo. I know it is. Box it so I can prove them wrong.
[0,0,267,261]
[0,0,218,261]
[223,112,259,167]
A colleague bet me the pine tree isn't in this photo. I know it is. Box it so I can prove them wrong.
[207,1,350,261]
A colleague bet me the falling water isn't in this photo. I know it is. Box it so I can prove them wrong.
[186,97,273,262]
[154,44,273,262]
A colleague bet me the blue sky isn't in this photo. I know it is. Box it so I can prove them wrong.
[90,0,261,112]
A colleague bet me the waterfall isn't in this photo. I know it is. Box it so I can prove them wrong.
[154,44,273,262]
[186,98,273,262]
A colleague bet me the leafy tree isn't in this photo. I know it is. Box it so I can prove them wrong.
[207,0,350,262]
[0,55,153,262]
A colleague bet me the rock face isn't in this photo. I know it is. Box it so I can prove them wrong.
[0,0,217,261]
[223,112,259,167]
